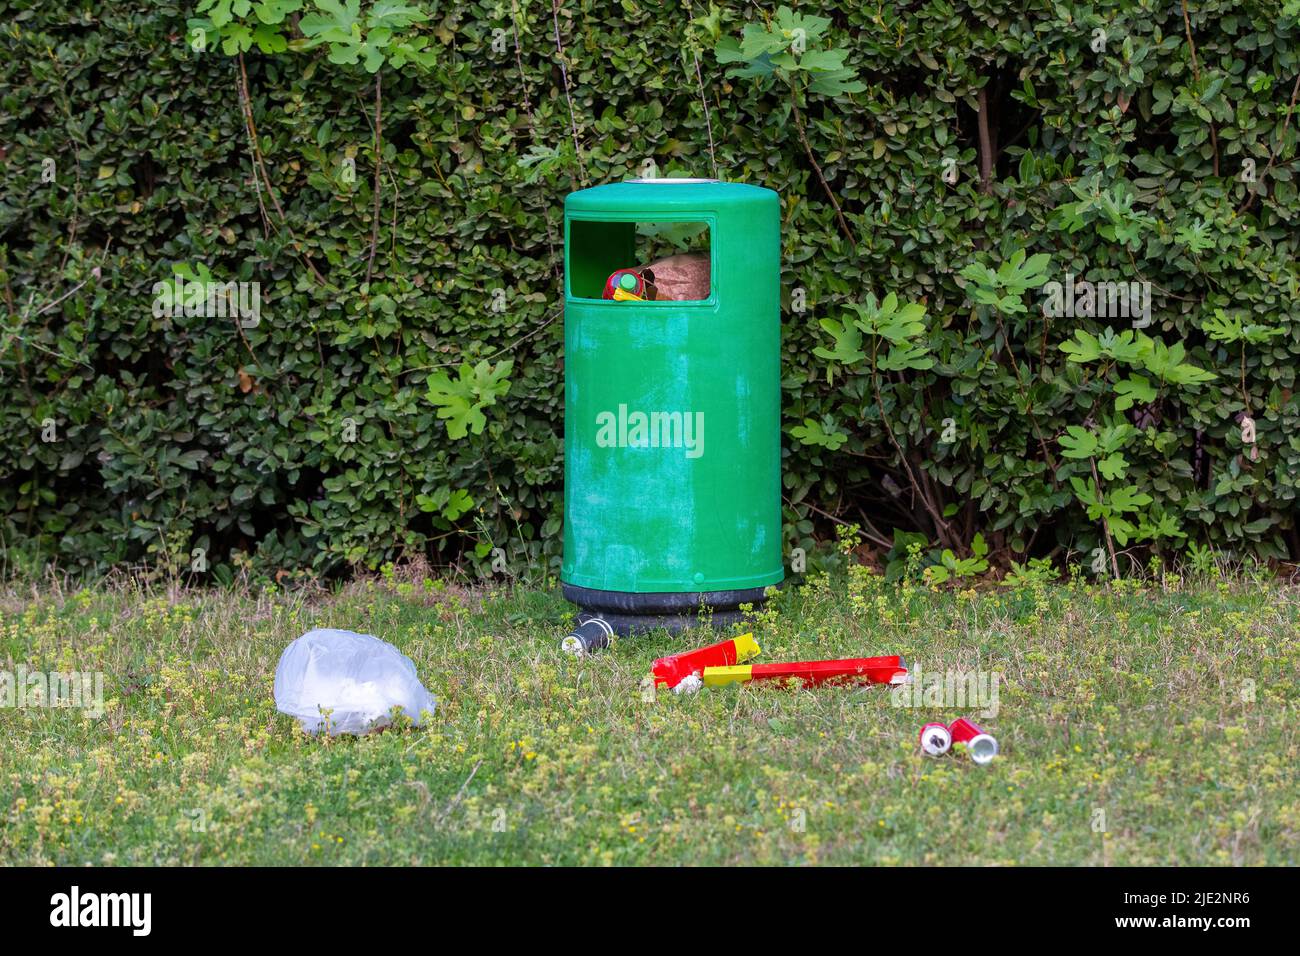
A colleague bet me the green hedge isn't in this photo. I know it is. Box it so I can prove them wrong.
[3,1,1300,582]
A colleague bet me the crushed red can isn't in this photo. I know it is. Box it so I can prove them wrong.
[948,717,998,765]
[919,721,952,756]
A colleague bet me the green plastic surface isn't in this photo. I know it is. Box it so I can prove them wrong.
[562,180,784,593]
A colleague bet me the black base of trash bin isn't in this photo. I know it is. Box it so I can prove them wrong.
[561,583,771,636]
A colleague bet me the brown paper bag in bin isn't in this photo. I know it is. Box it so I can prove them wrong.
[640,252,710,301]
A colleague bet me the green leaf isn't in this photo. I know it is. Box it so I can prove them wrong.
[1114,374,1155,411]
[1137,337,1216,386]
[1058,426,1099,459]
[878,343,933,371]
[1108,485,1153,514]
[425,359,513,439]
[1097,454,1128,480]
[812,318,866,365]
[300,0,361,39]
[789,417,848,450]
[1060,330,1101,363]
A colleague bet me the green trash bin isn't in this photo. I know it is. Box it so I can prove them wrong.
[561,179,783,637]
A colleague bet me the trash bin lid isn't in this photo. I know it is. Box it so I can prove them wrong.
[565,179,777,216]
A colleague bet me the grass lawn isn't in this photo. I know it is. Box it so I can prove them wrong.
[2,566,1297,866]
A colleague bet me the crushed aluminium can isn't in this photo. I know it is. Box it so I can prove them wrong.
[948,717,998,765]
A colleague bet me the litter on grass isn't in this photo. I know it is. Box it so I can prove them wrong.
[919,722,953,755]
[948,717,999,764]
[273,628,437,736]
[651,633,761,692]
[560,616,615,656]
[919,718,998,764]
[701,656,907,689]
[649,635,907,694]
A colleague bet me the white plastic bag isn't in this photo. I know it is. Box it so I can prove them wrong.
[273,628,437,735]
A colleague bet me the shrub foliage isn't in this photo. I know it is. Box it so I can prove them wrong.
[3,1,1300,581]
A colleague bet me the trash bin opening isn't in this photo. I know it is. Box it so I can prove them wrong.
[626,177,721,184]
[567,219,712,302]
